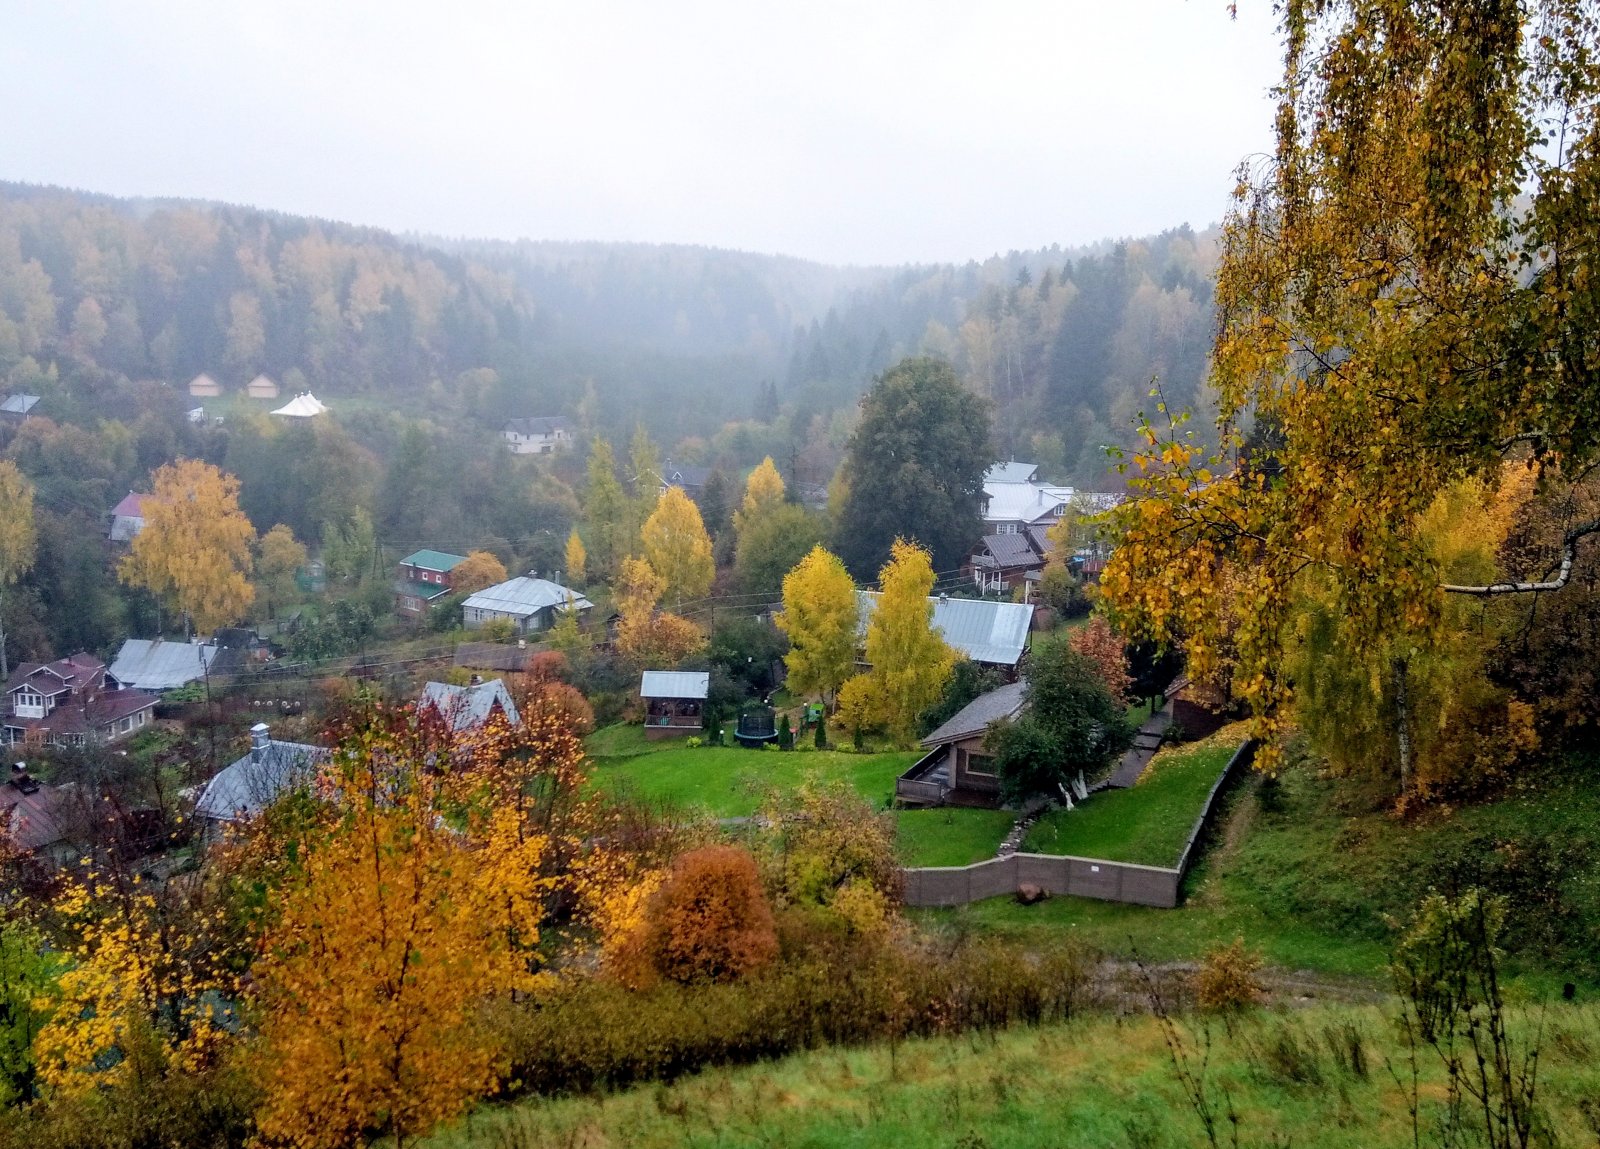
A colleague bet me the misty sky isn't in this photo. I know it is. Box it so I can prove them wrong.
[1,1,1282,266]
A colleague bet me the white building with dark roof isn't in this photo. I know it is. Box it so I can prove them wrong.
[503,417,574,454]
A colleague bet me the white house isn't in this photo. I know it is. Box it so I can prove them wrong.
[502,417,574,455]
[461,575,593,634]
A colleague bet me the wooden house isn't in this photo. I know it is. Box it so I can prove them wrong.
[394,549,468,618]
[244,373,280,400]
[503,416,574,454]
[188,373,222,397]
[462,575,592,635]
[894,680,1028,807]
[2,655,157,748]
[639,671,709,740]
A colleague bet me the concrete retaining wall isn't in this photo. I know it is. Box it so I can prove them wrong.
[900,739,1255,910]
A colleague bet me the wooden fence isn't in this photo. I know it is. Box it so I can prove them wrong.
[900,739,1257,910]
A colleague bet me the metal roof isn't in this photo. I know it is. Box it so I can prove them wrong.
[639,671,709,699]
[107,639,217,691]
[196,739,329,823]
[420,679,519,730]
[979,532,1043,568]
[462,576,592,617]
[982,480,1075,524]
[984,461,1040,484]
[504,416,572,436]
[921,680,1029,746]
[0,394,40,415]
[857,591,1034,668]
[399,549,467,572]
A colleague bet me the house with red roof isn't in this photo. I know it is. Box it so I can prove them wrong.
[3,654,157,748]
[108,491,151,543]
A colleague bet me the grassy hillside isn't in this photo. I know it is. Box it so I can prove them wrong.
[428,1002,1600,1148]
[925,747,1600,988]
[1024,733,1238,866]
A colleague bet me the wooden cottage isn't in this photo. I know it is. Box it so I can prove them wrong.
[245,373,280,400]
[639,671,709,740]
[188,373,222,398]
[894,680,1028,807]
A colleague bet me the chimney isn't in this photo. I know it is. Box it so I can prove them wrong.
[528,569,538,580]
[469,674,482,686]
[250,722,270,762]
[938,593,949,605]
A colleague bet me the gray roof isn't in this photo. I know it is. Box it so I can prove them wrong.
[195,739,329,822]
[504,416,573,436]
[106,638,217,691]
[979,532,1043,568]
[639,670,709,700]
[461,576,593,618]
[660,460,710,489]
[985,461,1040,484]
[0,394,40,415]
[857,591,1034,668]
[419,679,520,730]
[921,680,1030,746]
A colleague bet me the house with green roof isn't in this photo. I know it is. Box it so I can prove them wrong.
[394,549,469,619]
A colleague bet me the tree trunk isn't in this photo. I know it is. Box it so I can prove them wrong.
[1392,655,1412,794]
[0,582,8,679]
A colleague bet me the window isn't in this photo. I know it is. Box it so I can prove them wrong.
[963,752,997,778]
[997,522,1019,535]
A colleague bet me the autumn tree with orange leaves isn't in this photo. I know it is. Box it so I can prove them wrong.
[250,700,604,1148]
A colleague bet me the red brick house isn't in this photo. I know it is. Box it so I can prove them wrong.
[394,549,468,618]
[3,655,157,747]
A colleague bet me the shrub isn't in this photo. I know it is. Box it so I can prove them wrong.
[491,935,1091,1099]
[526,650,572,682]
[480,617,517,644]
[813,713,827,749]
[621,846,779,987]
[1193,936,1265,1013]
[684,737,702,749]
[777,714,794,750]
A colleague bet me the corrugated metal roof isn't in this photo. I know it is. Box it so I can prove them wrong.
[462,577,592,617]
[107,639,216,691]
[639,671,709,699]
[419,679,519,730]
[0,394,40,415]
[196,740,330,822]
[921,680,1029,746]
[980,533,1042,568]
[399,549,467,572]
[857,592,1034,667]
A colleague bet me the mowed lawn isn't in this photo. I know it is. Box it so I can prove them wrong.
[1021,729,1243,866]
[894,807,1016,868]
[586,726,919,818]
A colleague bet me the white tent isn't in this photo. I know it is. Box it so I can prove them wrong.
[270,392,329,417]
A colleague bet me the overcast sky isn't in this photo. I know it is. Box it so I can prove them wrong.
[0,1,1282,266]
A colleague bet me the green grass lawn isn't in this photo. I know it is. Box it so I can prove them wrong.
[426,1002,1600,1149]
[589,736,920,818]
[922,745,1600,988]
[1022,734,1239,866]
[895,807,1016,867]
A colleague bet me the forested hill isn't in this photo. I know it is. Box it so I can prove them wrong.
[0,181,1219,483]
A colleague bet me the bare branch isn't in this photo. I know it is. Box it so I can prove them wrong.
[1442,517,1600,596]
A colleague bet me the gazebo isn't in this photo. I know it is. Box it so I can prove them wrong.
[639,671,709,740]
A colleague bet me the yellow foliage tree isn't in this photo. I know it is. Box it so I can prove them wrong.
[565,528,587,586]
[0,460,37,678]
[119,459,255,635]
[776,545,858,706]
[452,549,509,595]
[863,539,955,744]
[32,872,235,1096]
[255,523,307,620]
[614,556,705,669]
[732,456,785,538]
[640,486,714,607]
[252,704,593,1148]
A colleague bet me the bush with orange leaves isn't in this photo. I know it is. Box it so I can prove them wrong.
[609,845,779,988]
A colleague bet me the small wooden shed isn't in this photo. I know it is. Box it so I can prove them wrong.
[639,671,709,740]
